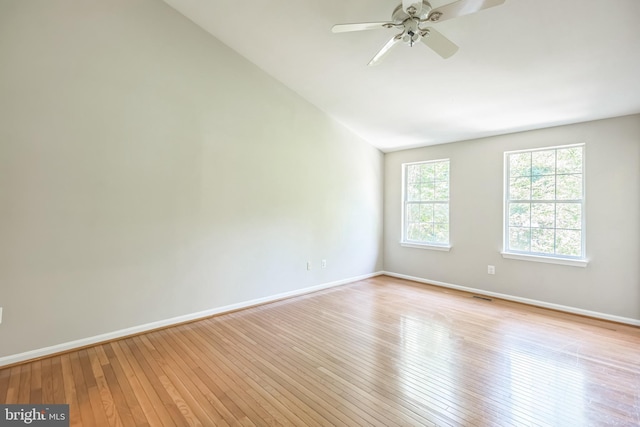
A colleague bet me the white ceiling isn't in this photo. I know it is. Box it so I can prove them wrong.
[163,0,640,152]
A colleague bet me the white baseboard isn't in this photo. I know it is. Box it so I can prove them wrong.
[0,271,384,368]
[383,271,640,327]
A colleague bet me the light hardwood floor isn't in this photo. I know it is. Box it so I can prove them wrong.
[1,275,639,426]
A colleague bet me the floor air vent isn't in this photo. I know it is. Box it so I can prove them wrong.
[472,295,493,301]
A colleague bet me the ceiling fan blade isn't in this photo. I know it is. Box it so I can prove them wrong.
[421,28,459,58]
[368,34,403,66]
[427,0,505,22]
[331,22,395,33]
[402,0,423,15]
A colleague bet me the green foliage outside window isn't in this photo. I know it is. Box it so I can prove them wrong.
[506,146,584,258]
[404,160,450,245]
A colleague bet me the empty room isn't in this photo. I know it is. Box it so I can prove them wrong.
[1,0,639,426]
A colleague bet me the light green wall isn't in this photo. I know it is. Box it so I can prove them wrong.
[0,0,384,358]
[385,114,640,320]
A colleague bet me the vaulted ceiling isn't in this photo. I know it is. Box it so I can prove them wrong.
[163,0,640,152]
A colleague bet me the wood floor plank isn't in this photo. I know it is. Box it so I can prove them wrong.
[50,357,65,405]
[107,341,168,427]
[192,319,332,426]
[87,347,124,427]
[80,349,110,427]
[121,338,186,426]
[69,350,96,427]
[40,358,53,403]
[137,334,220,427]
[169,326,283,425]
[1,275,639,426]
[155,344,232,426]
[3,366,21,404]
[101,344,149,427]
[29,360,42,404]
[17,364,31,404]
[170,327,308,426]
[0,366,10,403]
[252,297,470,424]
[60,354,82,427]
[213,320,359,426]
[227,312,428,426]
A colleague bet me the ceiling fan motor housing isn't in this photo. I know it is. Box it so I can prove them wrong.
[393,1,432,23]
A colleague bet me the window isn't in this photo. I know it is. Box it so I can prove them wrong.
[402,159,450,249]
[503,144,585,265]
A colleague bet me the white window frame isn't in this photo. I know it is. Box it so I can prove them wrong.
[502,144,587,267]
[401,159,451,251]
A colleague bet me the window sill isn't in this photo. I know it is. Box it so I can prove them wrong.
[501,252,588,267]
[401,242,451,252]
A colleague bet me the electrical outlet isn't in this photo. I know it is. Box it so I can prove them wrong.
[488,265,495,275]
[307,261,312,271]
[321,259,327,269]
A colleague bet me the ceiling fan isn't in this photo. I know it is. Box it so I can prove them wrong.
[331,0,505,65]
